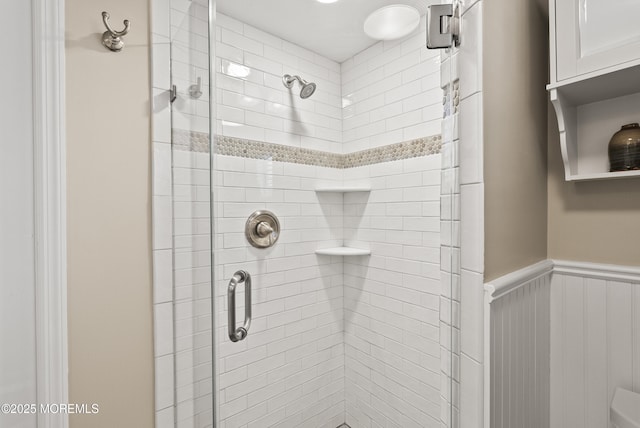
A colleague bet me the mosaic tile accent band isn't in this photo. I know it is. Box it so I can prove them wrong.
[172,129,441,169]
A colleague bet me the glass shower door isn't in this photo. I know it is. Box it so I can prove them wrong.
[168,0,215,426]
[204,1,455,427]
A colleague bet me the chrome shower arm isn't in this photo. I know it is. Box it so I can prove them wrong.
[282,74,304,88]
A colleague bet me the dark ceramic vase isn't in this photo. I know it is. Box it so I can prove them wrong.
[609,123,640,172]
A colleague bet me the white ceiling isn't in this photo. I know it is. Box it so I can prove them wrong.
[216,0,435,63]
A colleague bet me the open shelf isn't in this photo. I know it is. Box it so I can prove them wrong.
[315,184,371,256]
[315,186,371,193]
[546,0,640,182]
[547,61,640,106]
[566,170,640,182]
[549,77,640,182]
[315,247,371,256]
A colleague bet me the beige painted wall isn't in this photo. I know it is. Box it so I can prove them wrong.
[547,109,640,266]
[66,1,154,427]
[483,0,549,281]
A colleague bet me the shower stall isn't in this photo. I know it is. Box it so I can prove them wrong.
[151,0,465,426]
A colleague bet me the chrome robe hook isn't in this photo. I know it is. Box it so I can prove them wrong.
[101,11,130,52]
[189,77,203,99]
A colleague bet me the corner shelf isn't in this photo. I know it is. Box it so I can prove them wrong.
[548,62,640,182]
[314,183,372,256]
[315,186,371,193]
[315,247,371,256]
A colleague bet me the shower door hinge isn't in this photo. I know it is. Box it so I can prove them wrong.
[426,3,460,49]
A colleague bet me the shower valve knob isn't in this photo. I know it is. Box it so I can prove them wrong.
[256,221,274,238]
[245,210,280,248]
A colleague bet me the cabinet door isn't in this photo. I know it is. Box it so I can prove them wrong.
[555,0,640,81]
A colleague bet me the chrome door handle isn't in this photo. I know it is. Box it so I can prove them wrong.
[227,270,252,342]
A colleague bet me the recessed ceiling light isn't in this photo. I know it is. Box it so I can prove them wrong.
[316,0,339,3]
[364,4,421,40]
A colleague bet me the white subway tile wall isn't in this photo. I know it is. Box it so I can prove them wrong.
[172,149,214,428]
[153,1,450,427]
[215,13,343,154]
[342,156,443,427]
[440,73,462,428]
[341,16,442,154]
[214,155,346,427]
[456,2,485,427]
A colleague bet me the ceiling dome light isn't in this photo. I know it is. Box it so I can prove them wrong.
[316,0,339,3]
[364,4,421,40]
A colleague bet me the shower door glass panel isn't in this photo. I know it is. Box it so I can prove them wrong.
[209,1,451,427]
[169,0,215,427]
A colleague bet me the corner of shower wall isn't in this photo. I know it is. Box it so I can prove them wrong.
[445,1,486,428]
[439,42,461,428]
[340,14,446,428]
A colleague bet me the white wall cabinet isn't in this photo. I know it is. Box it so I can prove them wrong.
[549,0,640,181]
[554,0,640,83]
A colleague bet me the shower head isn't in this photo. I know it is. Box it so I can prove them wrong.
[300,81,317,99]
[282,74,317,99]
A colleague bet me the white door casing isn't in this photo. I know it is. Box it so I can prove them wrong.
[32,0,68,426]
[0,0,67,427]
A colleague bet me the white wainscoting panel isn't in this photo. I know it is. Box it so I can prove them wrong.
[486,260,640,428]
[550,261,640,428]
[485,260,552,428]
